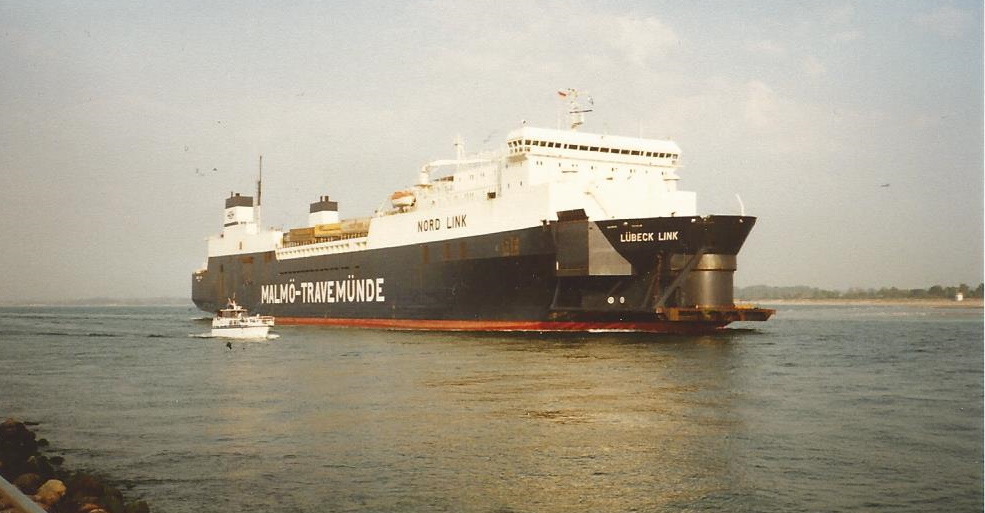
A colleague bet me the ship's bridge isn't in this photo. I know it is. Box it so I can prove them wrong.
[492,126,694,219]
[504,126,681,166]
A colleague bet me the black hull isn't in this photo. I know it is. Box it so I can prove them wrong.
[192,215,772,333]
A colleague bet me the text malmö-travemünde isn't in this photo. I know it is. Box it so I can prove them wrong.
[260,277,385,304]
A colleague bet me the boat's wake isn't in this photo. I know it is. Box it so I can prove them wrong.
[189,333,280,340]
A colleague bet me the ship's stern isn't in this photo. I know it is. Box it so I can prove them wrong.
[191,268,220,313]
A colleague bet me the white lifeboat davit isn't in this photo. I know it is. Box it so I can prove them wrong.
[390,190,416,208]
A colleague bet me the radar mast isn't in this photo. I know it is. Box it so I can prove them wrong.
[557,88,594,131]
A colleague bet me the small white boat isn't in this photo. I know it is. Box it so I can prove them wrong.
[211,299,275,339]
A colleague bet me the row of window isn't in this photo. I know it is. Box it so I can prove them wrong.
[278,239,367,257]
[533,160,653,175]
[508,139,678,160]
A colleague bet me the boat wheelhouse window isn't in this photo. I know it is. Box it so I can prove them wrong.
[620,149,630,155]
[579,145,588,151]
[631,150,641,156]
[590,146,599,151]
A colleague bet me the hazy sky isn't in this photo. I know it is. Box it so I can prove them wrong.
[1,1,982,301]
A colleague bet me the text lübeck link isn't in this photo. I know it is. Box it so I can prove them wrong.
[261,276,385,304]
[620,231,679,243]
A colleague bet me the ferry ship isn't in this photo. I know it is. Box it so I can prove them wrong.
[191,90,773,332]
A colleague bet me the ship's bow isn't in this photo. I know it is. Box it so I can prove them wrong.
[551,213,774,330]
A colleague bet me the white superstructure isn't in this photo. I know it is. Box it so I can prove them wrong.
[203,90,698,260]
[207,194,283,257]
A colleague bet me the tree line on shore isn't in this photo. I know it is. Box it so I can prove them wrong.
[736,283,984,300]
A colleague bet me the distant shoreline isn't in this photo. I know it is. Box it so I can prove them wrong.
[746,298,983,308]
[0,298,194,307]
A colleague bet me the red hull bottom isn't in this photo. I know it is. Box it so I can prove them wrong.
[276,317,728,334]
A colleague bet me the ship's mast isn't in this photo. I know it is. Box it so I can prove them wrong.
[557,88,594,131]
[255,155,263,226]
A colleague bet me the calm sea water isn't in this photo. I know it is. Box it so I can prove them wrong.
[0,304,981,512]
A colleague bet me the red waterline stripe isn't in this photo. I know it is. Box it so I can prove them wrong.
[275,317,726,334]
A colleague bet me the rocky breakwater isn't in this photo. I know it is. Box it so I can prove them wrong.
[0,419,149,513]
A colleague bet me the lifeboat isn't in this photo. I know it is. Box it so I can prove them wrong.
[390,190,415,208]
